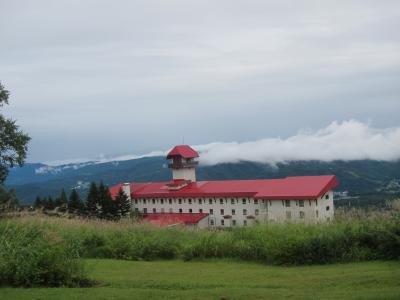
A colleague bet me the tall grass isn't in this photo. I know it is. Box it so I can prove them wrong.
[0,221,90,287]
[2,209,399,268]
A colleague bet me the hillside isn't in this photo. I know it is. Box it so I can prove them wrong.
[5,157,400,206]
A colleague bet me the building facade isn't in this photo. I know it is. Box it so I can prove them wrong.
[111,145,338,228]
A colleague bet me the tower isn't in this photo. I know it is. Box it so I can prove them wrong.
[166,145,199,182]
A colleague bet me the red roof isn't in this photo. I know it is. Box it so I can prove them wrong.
[166,145,199,159]
[142,213,208,226]
[111,175,338,200]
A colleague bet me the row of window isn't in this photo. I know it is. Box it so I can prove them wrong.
[134,198,260,205]
[282,197,329,208]
[136,207,260,215]
[210,219,250,226]
[285,207,329,219]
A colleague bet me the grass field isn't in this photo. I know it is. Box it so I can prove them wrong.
[1,259,399,299]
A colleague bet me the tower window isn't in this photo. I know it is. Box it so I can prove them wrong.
[325,194,329,200]
[326,206,330,211]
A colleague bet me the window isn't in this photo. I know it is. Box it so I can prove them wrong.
[160,199,164,204]
[134,208,139,212]
[189,209,193,213]
[299,200,304,207]
[220,199,224,204]
[255,209,259,216]
[152,199,155,204]
[161,208,165,213]
[134,199,138,204]
[231,198,235,204]
[254,199,258,204]
[188,199,192,204]
[199,209,203,213]
[286,211,292,219]
[210,219,215,226]
[143,208,147,213]
[178,199,182,204]
[243,220,247,226]
[325,194,329,200]
[169,199,172,204]
[232,220,236,226]
[285,200,291,207]
[143,199,147,204]
[243,209,247,215]
[179,208,183,213]
[199,199,202,204]
[309,200,311,206]
[326,206,330,211]
[269,200,272,206]
[209,199,213,204]
[299,211,305,219]
[242,198,246,204]
[316,210,319,218]
[152,208,156,213]
[232,209,235,215]
[169,208,173,213]
[282,200,284,206]
[210,209,213,215]
[220,209,224,215]
[221,220,224,226]
[316,200,318,206]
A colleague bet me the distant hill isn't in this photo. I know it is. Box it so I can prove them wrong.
[5,157,400,206]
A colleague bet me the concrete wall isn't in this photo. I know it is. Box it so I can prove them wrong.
[172,168,196,182]
[132,190,334,227]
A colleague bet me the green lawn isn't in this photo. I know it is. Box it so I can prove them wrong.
[1,260,399,299]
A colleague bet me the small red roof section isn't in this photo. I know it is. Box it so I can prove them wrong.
[166,145,199,159]
[142,213,208,226]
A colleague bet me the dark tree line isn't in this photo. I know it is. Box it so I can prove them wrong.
[34,182,131,220]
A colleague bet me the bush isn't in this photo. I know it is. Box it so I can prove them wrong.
[0,222,90,287]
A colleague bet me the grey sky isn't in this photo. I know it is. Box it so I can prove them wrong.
[1,0,399,162]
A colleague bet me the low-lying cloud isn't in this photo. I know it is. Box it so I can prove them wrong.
[195,120,400,165]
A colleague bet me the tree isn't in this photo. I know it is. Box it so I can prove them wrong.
[98,182,115,219]
[0,82,30,183]
[58,189,68,208]
[85,182,99,216]
[0,186,19,212]
[115,188,131,218]
[68,189,83,214]
[34,196,42,208]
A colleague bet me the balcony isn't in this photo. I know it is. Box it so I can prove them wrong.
[168,161,199,169]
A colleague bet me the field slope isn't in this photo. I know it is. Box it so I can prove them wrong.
[1,259,399,300]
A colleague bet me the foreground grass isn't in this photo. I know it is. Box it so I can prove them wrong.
[1,259,399,299]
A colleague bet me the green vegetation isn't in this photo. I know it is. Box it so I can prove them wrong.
[0,82,30,184]
[0,221,89,287]
[1,259,399,299]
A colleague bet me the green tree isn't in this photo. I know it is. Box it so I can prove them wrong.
[98,182,115,219]
[59,189,68,208]
[85,182,99,216]
[68,189,83,214]
[0,186,19,212]
[0,82,30,183]
[34,196,42,208]
[115,188,131,218]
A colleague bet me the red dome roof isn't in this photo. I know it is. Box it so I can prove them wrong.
[167,145,199,159]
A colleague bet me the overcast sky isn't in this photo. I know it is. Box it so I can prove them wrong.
[1,0,399,163]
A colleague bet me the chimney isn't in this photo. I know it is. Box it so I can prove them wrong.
[122,183,131,200]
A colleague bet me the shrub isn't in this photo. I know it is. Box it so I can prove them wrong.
[0,222,90,287]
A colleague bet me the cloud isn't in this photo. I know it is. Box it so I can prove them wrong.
[195,120,400,165]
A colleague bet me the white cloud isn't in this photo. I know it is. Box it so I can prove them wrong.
[195,120,400,165]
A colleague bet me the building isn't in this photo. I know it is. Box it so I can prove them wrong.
[110,145,338,228]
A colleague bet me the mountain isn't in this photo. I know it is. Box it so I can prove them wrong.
[5,157,400,206]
